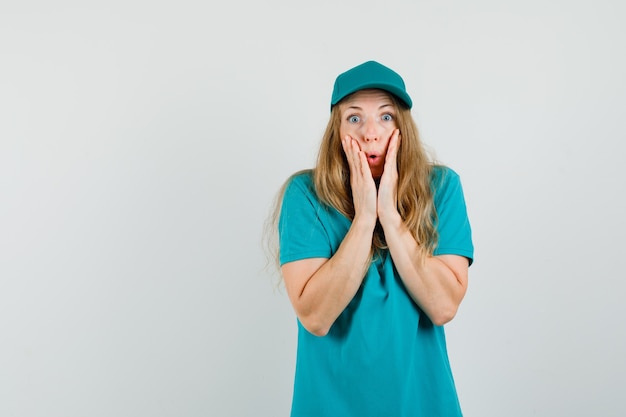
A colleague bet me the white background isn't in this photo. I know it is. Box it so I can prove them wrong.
[1,1,625,416]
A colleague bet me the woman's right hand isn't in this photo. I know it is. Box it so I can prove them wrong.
[342,135,377,224]
[282,136,379,336]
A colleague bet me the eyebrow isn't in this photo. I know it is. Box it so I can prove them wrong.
[345,103,394,111]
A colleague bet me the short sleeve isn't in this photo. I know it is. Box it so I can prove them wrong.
[432,167,474,265]
[278,174,333,265]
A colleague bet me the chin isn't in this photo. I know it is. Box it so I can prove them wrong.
[373,168,384,178]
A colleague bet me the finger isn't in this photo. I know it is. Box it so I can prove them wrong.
[342,136,359,173]
[386,129,400,160]
[341,135,353,158]
[349,138,367,178]
[351,138,375,180]
[383,137,399,173]
[357,147,372,178]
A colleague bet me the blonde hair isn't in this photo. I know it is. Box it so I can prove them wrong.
[315,92,439,257]
[264,91,440,274]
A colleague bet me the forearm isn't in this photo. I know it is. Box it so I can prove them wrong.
[284,215,376,336]
[380,212,468,326]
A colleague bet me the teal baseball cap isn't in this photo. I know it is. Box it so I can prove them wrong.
[330,61,413,109]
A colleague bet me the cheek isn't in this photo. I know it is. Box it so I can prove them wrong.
[386,121,398,132]
[339,124,356,141]
[382,127,395,142]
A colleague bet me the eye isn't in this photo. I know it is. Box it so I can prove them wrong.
[348,115,360,123]
[381,113,394,122]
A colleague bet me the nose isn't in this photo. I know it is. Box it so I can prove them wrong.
[362,118,379,142]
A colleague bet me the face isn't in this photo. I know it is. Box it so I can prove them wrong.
[338,89,398,179]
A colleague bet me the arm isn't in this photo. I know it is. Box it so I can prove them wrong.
[379,213,468,325]
[281,215,375,336]
[377,133,469,326]
[281,136,377,336]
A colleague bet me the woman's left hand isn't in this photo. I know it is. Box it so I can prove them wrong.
[377,129,401,223]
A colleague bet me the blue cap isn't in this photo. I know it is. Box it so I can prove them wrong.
[330,61,413,109]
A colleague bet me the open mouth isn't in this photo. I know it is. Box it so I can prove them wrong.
[367,155,382,167]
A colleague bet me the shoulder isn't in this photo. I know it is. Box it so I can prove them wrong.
[286,169,314,188]
[429,164,470,214]
[429,165,474,263]
[430,165,461,194]
[281,169,320,207]
[283,169,315,198]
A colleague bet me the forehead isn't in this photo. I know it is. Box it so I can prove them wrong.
[340,89,395,109]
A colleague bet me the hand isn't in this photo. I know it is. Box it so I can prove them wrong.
[341,135,377,224]
[377,129,401,224]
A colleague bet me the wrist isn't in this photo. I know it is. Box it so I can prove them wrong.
[352,212,377,231]
[378,209,402,230]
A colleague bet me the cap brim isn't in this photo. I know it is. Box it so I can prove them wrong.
[331,82,412,109]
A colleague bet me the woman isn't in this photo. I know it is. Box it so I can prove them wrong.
[273,61,473,416]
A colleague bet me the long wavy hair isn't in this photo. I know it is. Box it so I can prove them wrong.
[315,92,439,256]
[264,91,439,275]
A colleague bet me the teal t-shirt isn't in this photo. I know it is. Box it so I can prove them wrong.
[279,166,474,417]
